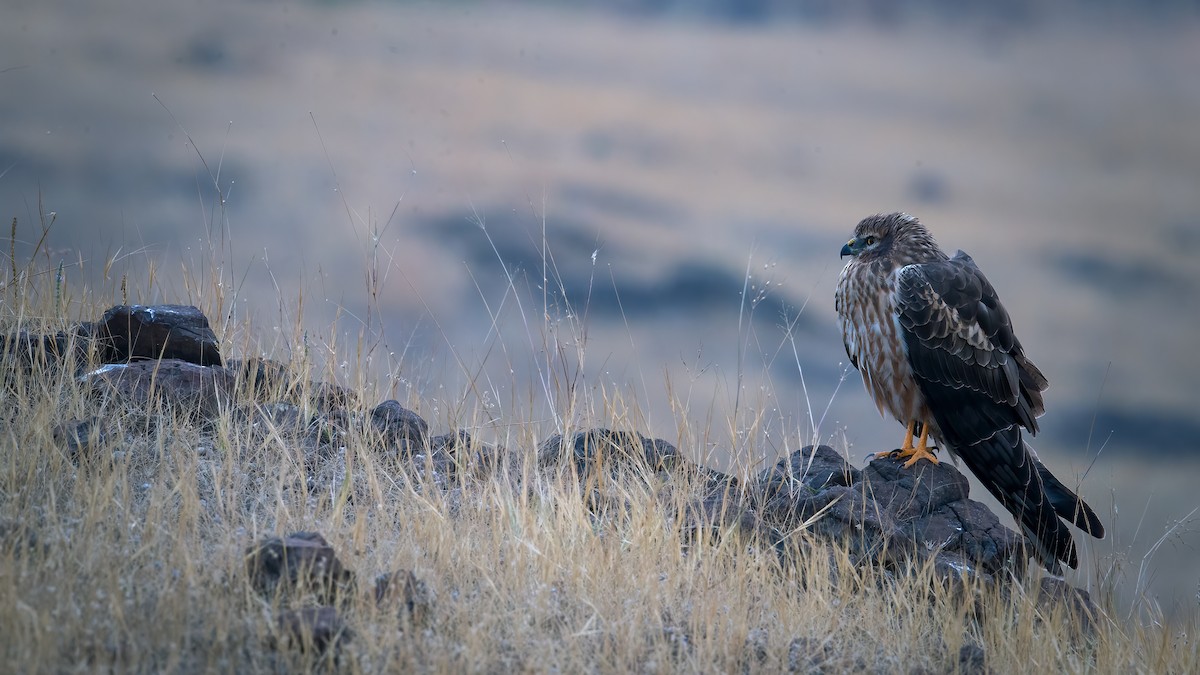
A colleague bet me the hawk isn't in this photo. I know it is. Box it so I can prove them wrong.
[834,212,1104,574]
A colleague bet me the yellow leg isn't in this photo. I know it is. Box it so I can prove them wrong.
[899,423,939,468]
[872,420,915,461]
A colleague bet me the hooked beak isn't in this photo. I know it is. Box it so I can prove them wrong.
[840,238,855,258]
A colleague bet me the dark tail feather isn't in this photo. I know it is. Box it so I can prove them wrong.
[1035,459,1106,539]
[958,426,1079,573]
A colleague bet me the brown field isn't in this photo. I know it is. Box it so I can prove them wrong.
[3,0,1199,654]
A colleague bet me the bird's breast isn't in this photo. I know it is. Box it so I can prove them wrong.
[836,264,929,426]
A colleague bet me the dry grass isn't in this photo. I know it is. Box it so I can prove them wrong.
[2,209,1197,674]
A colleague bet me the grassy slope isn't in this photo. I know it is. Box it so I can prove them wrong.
[1,229,1197,673]
[5,0,1200,616]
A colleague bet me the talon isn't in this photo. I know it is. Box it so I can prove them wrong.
[870,421,917,463]
[899,423,939,467]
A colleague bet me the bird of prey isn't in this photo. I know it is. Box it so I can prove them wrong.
[834,212,1104,574]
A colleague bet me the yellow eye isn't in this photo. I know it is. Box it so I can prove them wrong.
[864,235,877,246]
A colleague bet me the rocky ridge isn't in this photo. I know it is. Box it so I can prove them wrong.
[2,303,1100,659]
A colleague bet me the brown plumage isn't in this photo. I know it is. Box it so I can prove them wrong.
[834,212,1104,574]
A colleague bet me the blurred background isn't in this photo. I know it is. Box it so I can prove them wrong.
[3,0,1198,617]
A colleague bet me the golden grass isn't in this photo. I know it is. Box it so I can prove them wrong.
[2,213,1197,673]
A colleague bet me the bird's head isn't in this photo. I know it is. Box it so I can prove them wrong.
[840,212,943,265]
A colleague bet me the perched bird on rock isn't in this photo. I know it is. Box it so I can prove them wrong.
[834,212,1104,573]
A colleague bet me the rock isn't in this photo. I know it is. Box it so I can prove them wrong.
[430,428,473,458]
[758,444,860,497]
[537,428,680,475]
[425,430,474,482]
[81,359,236,421]
[860,456,970,520]
[228,357,292,399]
[427,430,516,486]
[1036,576,1101,635]
[311,382,357,415]
[753,446,1025,578]
[97,304,222,366]
[1,324,95,372]
[755,448,899,561]
[373,569,436,624]
[246,532,355,604]
[274,606,351,654]
[672,465,783,551]
[306,410,349,451]
[768,481,901,562]
[370,400,428,456]
[957,642,988,674]
[862,456,1025,576]
[52,417,108,463]
[644,437,683,472]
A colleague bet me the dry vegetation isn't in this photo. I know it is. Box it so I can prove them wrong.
[2,213,1197,674]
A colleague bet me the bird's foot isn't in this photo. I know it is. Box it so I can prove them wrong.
[896,444,939,468]
[869,445,939,465]
[870,421,939,467]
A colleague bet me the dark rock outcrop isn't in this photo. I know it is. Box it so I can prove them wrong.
[370,400,428,457]
[674,465,778,547]
[310,382,357,415]
[1036,576,1101,635]
[246,532,355,605]
[3,303,223,373]
[81,359,237,420]
[538,428,682,475]
[228,357,293,399]
[957,642,988,674]
[759,443,861,496]
[754,445,1025,580]
[97,304,222,366]
[0,324,94,371]
[6,302,1103,641]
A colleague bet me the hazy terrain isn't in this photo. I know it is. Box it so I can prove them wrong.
[3,0,1199,616]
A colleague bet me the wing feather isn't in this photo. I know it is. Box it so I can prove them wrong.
[895,252,1043,441]
[894,251,1095,569]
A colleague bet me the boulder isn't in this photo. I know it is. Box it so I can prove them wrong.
[753,446,1025,578]
[370,400,428,457]
[1036,576,1101,635]
[227,357,292,399]
[537,428,681,475]
[311,382,357,415]
[246,532,355,605]
[758,444,860,496]
[81,359,236,420]
[97,304,222,366]
[862,455,1025,577]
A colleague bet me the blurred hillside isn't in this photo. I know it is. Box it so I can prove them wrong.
[587,0,1200,25]
[3,0,1199,615]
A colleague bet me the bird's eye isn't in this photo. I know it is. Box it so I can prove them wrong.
[864,235,877,246]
